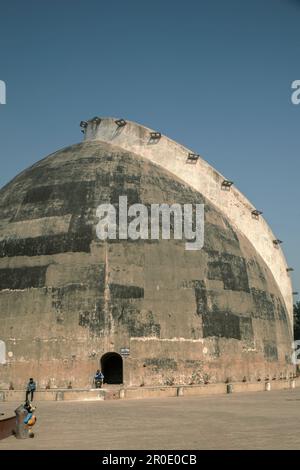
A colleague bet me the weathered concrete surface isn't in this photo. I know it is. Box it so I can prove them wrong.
[1,389,300,449]
[0,138,294,389]
[84,117,293,321]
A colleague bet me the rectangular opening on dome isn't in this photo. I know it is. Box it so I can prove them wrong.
[186,153,200,164]
[221,180,234,190]
[92,117,101,123]
[149,132,161,140]
[251,209,263,219]
[115,119,127,127]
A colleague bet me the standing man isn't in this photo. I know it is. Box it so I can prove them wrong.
[25,378,36,402]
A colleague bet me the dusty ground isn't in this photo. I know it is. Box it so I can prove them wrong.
[1,388,300,450]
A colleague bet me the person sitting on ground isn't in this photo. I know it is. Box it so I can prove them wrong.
[25,378,36,402]
[94,369,104,388]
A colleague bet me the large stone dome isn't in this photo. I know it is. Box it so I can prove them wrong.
[0,119,293,389]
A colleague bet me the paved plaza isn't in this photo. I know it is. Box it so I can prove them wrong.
[1,389,300,450]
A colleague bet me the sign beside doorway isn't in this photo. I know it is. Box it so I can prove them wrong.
[120,348,130,357]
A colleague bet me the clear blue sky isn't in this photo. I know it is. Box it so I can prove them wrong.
[0,0,299,296]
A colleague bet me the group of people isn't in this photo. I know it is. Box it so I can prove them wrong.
[19,371,104,436]
[24,370,105,402]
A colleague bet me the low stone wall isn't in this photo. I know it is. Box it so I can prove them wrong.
[181,383,227,397]
[0,389,106,402]
[0,379,298,402]
[125,386,178,400]
[120,378,299,400]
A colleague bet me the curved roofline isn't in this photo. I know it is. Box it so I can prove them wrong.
[82,116,293,323]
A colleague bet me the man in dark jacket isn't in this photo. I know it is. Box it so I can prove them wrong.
[25,378,36,402]
[94,370,104,388]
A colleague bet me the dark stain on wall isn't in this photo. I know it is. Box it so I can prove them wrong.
[78,298,106,334]
[0,266,48,290]
[184,359,205,368]
[51,283,87,301]
[239,316,254,341]
[112,302,160,337]
[204,222,240,253]
[188,279,254,342]
[181,279,208,315]
[0,230,92,258]
[202,310,241,340]
[125,313,161,337]
[251,288,276,320]
[193,280,208,316]
[270,294,289,324]
[111,187,140,207]
[144,357,177,370]
[247,259,268,286]
[109,283,144,299]
[263,341,278,361]
[207,251,250,292]
[15,181,96,221]
[98,170,141,188]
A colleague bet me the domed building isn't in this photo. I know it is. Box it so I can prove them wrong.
[0,117,294,389]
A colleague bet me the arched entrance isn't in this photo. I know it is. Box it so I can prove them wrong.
[101,352,123,384]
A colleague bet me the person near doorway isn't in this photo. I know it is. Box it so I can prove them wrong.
[94,369,104,388]
[25,378,36,402]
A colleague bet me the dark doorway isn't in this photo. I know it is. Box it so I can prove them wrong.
[101,352,123,384]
